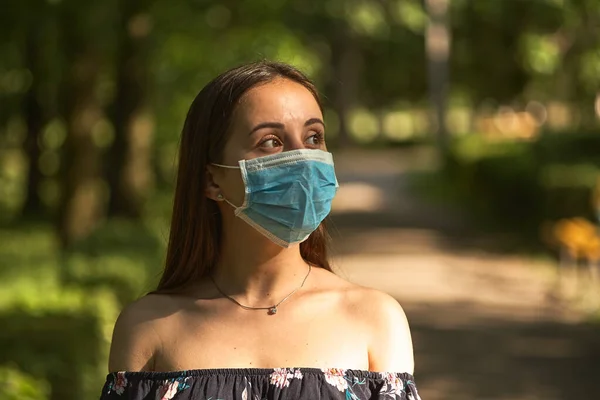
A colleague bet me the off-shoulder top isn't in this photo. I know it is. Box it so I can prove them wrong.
[100,367,421,399]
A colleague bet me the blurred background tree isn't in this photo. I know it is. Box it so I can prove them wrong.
[0,0,599,399]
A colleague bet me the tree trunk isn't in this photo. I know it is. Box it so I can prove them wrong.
[107,0,154,218]
[425,0,451,159]
[332,25,361,148]
[22,27,45,218]
[57,12,104,249]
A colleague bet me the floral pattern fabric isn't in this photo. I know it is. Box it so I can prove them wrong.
[100,368,421,400]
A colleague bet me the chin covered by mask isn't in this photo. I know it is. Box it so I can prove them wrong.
[212,149,338,247]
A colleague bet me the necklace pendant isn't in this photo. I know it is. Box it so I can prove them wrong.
[268,306,277,315]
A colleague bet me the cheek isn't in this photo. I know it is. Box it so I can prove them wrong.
[220,139,247,166]
[221,135,265,165]
[219,170,246,207]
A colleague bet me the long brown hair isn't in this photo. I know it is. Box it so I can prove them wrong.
[155,61,332,293]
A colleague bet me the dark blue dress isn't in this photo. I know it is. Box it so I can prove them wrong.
[100,367,421,399]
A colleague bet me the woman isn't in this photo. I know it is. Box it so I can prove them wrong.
[101,61,421,400]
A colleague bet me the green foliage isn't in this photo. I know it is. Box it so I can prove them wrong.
[65,219,166,305]
[0,149,27,220]
[441,131,600,238]
[521,34,561,75]
[346,1,388,38]
[535,131,600,164]
[0,307,109,400]
[0,224,142,400]
[1,0,599,397]
[0,366,49,400]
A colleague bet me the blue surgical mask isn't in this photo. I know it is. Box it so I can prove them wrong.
[212,149,338,247]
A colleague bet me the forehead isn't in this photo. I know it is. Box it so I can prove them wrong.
[232,78,322,125]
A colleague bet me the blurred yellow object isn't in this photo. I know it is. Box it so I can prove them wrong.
[550,216,600,298]
[552,218,600,261]
[547,177,600,297]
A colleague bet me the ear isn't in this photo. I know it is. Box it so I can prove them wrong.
[205,166,223,202]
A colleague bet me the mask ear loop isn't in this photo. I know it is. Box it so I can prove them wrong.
[216,192,241,211]
[215,190,239,207]
[211,163,245,212]
[211,163,239,169]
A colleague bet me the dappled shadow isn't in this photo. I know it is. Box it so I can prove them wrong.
[405,303,600,400]
[329,175,547,256]
[329,147,557,255]
[329,209,470,237]
[330,148,600,399]
[327,213,541,260]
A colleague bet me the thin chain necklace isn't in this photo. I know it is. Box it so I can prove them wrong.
[209,264,312,315]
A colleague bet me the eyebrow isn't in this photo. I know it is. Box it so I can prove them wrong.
[248,122,284,135]
[248,118,326,135]
[304,118,326,129]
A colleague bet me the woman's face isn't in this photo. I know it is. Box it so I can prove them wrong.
[208,78,327,206]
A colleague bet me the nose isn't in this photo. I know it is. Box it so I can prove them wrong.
[285,142,304,151]
[283,131,306,151]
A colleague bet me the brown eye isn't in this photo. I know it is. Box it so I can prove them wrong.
[259,136,283,149]
[305,132,324,146]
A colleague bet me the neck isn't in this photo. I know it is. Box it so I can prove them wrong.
[211,218,310,307]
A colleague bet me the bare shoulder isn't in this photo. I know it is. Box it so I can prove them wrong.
[346,285,409,322]
[341,282,415,374]
[312,268,410,323]
[108,294,172,372]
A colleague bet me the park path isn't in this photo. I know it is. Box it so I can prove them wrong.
[328,147,600,400]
